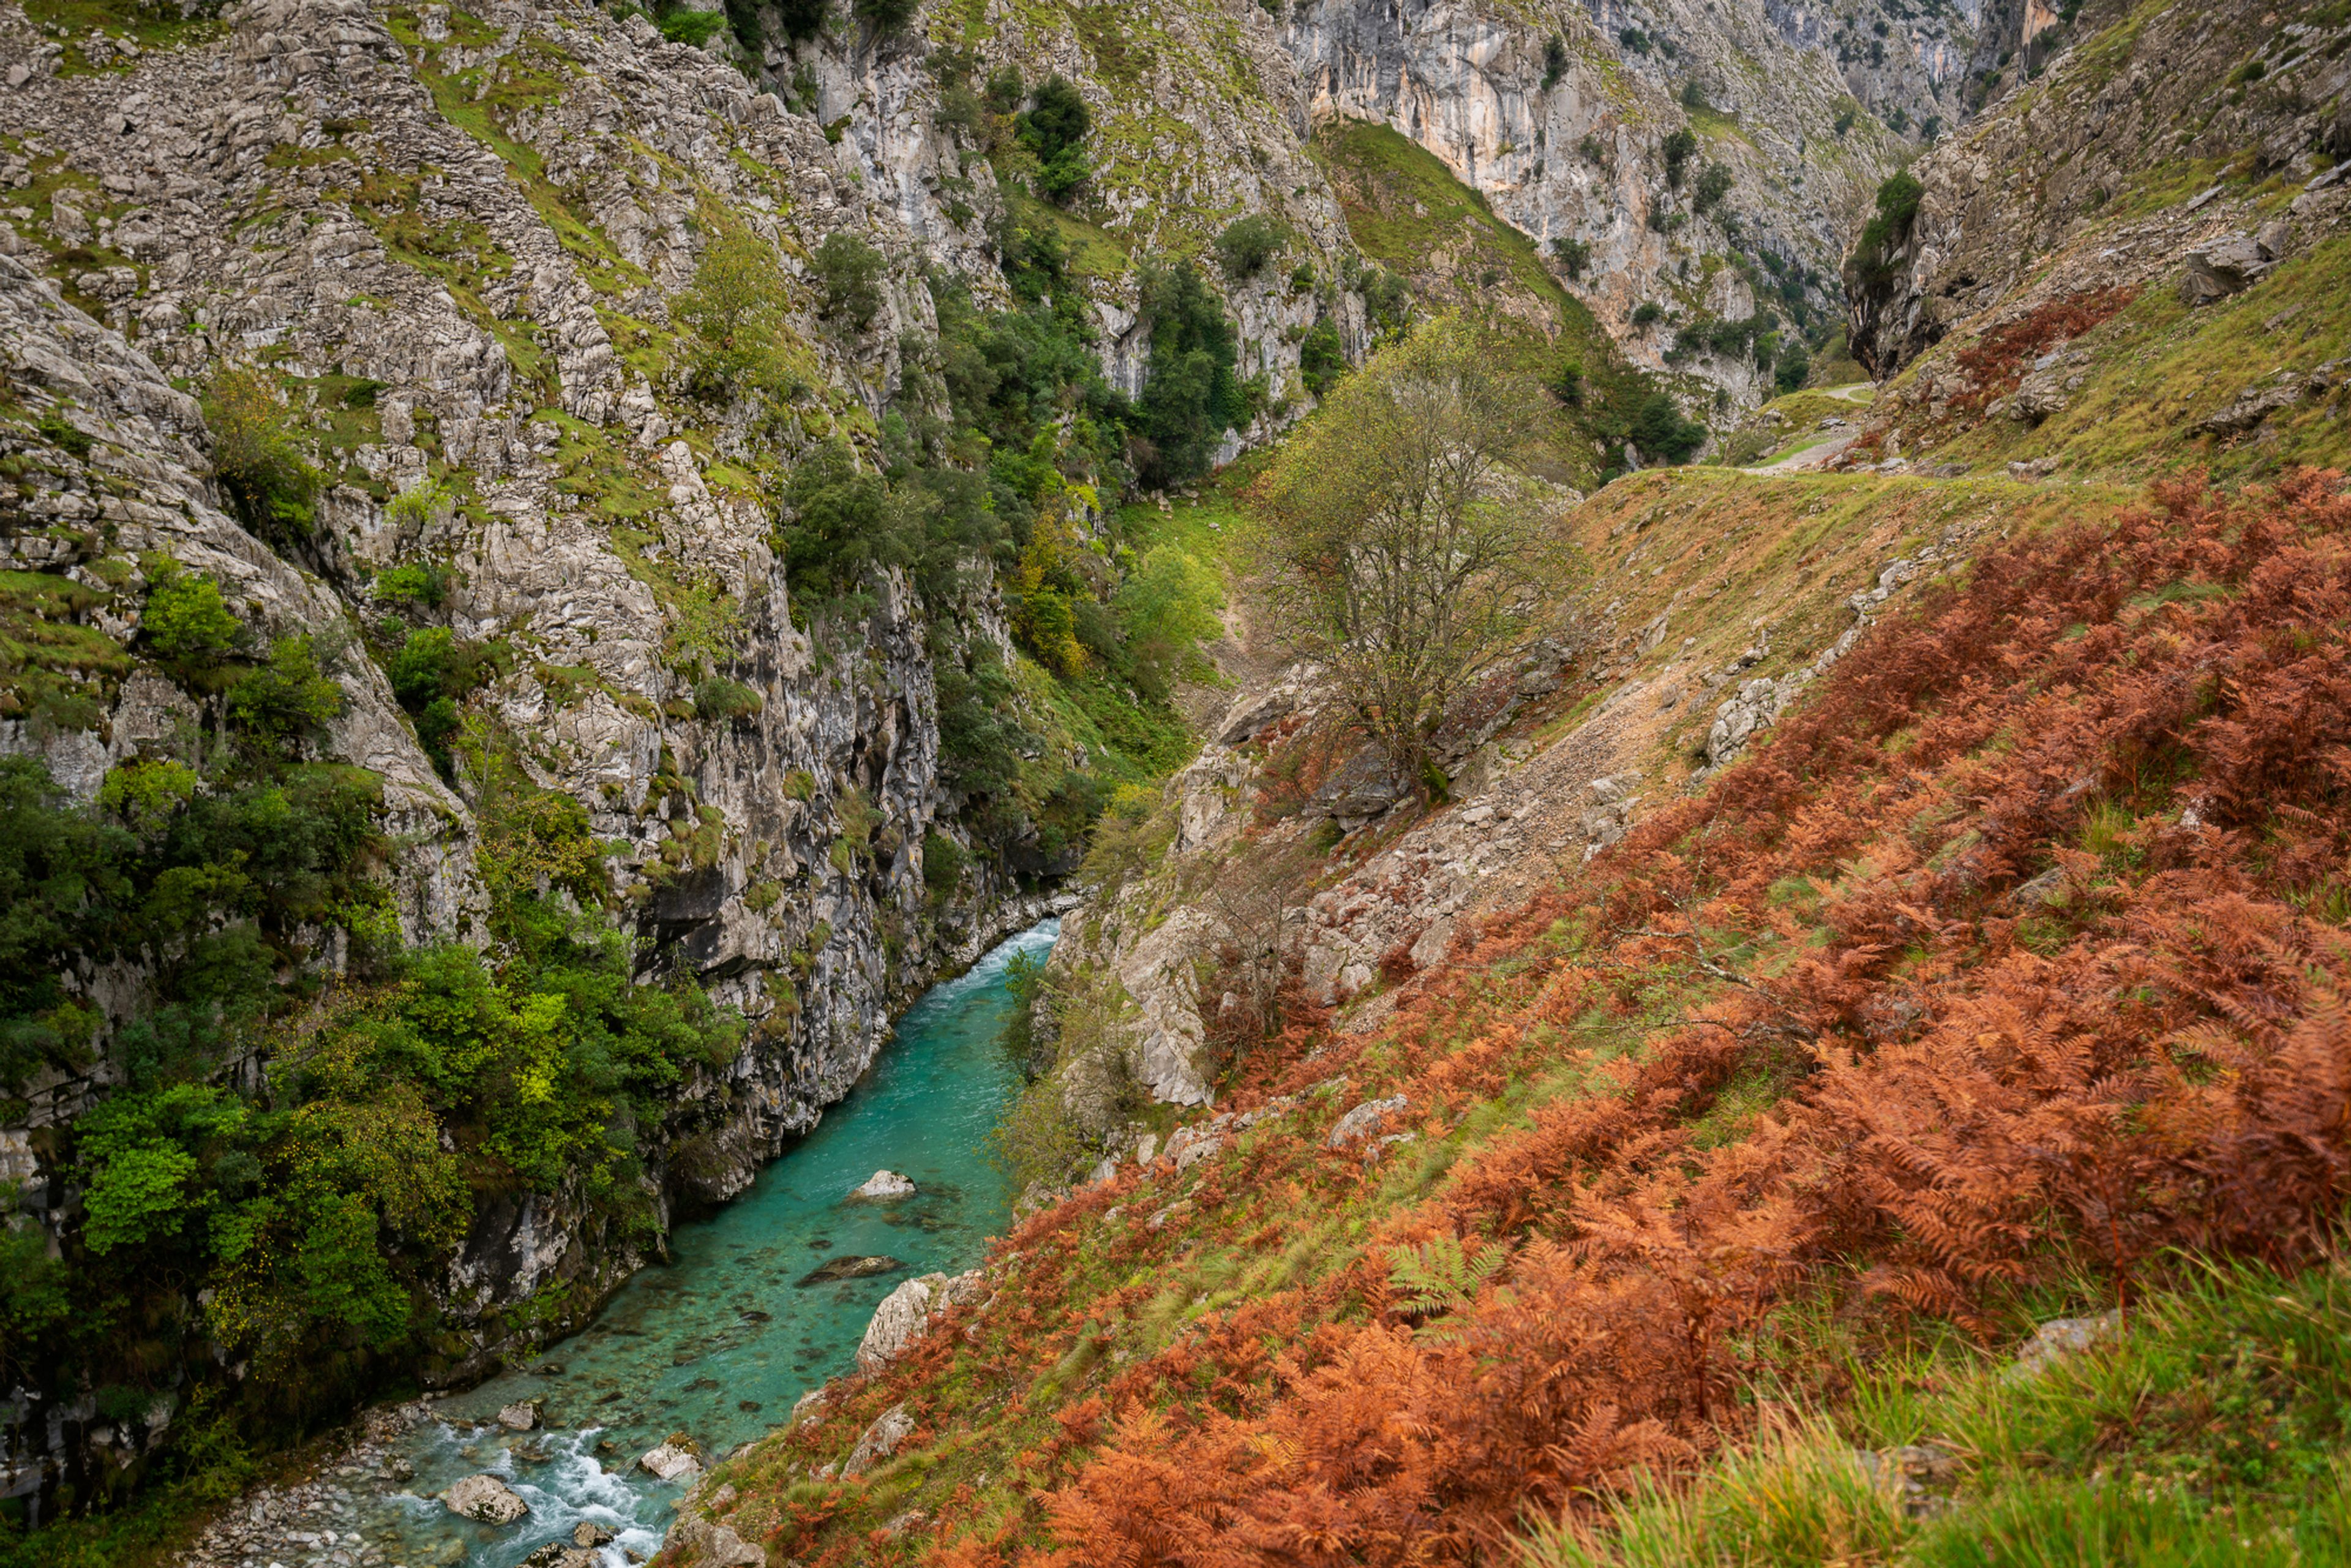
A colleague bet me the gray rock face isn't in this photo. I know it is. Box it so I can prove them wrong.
[1327,1095,1409,1148]
[2179,234,2273,306]
[841,1403,914,1479]
[856,1268,984,1375]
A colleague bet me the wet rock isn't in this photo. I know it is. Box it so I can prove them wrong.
[1327,1095,1409,1149]
[497,1401,539,1431]
[519,1543,597,1568]
[798,1254,906,1286]
[573,1521,616,1547]
[849,1169,916,1199]
[637,1440,703,1484]
[440,1473,528,1525]
[842,1403,913,1478]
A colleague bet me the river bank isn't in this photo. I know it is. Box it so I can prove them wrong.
[166,921,1059,1568]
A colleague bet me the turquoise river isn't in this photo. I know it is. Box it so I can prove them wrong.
[352,919,1057,1567]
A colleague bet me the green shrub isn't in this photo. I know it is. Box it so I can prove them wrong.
[776,436,915,607]
[1631,301,1664,328]
[921,829,967,901]
[812,232,885,329]
[1550,360,1585,405]
[773,0,825,40]
[1018,75,1092,204]
[37,408,91,459]
[1550,235,1591,279]
[1136,260,1246,486]
[1629,390,1706,463]
[1849,169,1925,288]
[1774,342,1812,395]
[692,676,765,721]
[1299,317,1346,398]
[371,561,449,608]
[141,561,243,677]
[225,636,344,759]
[674,225,806,402]
[1693,161,1734,216]
[852,0,915,32]
[1660,127,1697,189]
[655,4,725,45]
[1213,215,1288,280]
[202,367,319,545]
[1542,33,1569,89]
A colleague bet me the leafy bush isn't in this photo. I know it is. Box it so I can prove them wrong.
[1773,341,1811,394]
[773,0,826,40]
[1629,389,1706,462]
[202,368,319,545]
[141,560,243,678]
[1549,359,1585,405]
[1299,316,1346,399]
[776,437,915,607]
[384,626,503,779]
[812,232,885,329]
[1018,75,1092,204]
[1212,215,1288,280]
[1135,260,1247,486]
[852,0,917,32]
[692,676,765,721]
[225,636,345,759]
[1692,160,1733,216]
[1541,33,1569,89]
[654,4,725,45]
[673,225,806,402]
[1113,545,1224,702]
[1550,235,1591,279]
[1660,127,1697,189]
[370,561,449,608]
[1848,168,1924,288]
[1630,301,1663,328]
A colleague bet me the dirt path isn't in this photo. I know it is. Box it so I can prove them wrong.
[1744,426,1861,474]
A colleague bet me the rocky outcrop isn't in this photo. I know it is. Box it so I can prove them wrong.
[1847,0,2350,381]
[855,1268,984,1375]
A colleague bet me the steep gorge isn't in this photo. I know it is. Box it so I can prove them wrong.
[7,0,2343,1559]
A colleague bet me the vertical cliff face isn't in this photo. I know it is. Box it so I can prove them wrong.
[0,0,1054,1507]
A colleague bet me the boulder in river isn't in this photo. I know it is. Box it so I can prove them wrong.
[850,1168,917,1199]
[574,1521,616,1547]
[497,1401,539,1431]
[519,1544,597,1568]
[440,1472,530,1525]
[639,1439,703,1484]
[798,1253,905,1286]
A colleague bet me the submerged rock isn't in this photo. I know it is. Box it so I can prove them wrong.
[440,1473,529,1525]
[798,1254,906,1286]
[850,1169,917,1199]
